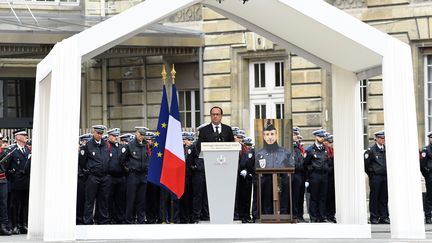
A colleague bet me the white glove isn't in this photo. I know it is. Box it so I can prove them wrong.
[240,170,247,178]
[305,181,309,188]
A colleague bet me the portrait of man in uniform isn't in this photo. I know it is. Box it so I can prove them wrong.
[254,119,294,215]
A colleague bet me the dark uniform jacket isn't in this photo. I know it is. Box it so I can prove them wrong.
[184,143,198,177]
[239,144,255,179]
[79,138,110,177]
[420,144,432,177]
[7,144,31,190]
[304,143,329,173]
[108,141,123,177]
[293,143,305,173]
[119,138,149,174]
[364,144,387,176]
[255,145,294,169]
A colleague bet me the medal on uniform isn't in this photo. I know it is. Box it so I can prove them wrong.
[92,152,95,156]
[259,159,266,168]
[122,147,126,153]
[133,151,136,155]
[110,153,112,157]
[188,149,191,154]
[248,153,252,159]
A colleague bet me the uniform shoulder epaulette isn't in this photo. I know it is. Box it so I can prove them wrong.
[8,144,17,150]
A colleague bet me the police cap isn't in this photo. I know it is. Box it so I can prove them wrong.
[13,128,28,136]
[107,128,121,136]
[135,126,149,135]
[312,129,326,137]
[92,125,107,134]
[374,130,385,138]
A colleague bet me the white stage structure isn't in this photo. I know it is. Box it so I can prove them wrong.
[29,0,425,241]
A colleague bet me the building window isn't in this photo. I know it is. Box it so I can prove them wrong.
[275,103,285,119]
[254,63,266,88]
[275,62,284,87]
[255,104,266,119]
[360,79,368,148]
[178,90,200,128]
[249,60,285,137]
[425,56,432,142]
[0,79,35,128]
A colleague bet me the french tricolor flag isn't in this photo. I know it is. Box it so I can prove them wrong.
[160,84,185,199]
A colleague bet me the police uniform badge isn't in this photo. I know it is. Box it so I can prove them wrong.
[422,152,427,158]
[188,149,191,155]
[133,151,136,155]
[364,153,369,159]
[92,152,95,156]
[80,150,85,156]
[110,153,112,157]
[314,154,318,158]
[259,159,266,168]
[248,153,252,159]
[122,147,126,153]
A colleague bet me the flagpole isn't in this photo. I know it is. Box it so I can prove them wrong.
[171,64,176,84]
[161,64,167,85]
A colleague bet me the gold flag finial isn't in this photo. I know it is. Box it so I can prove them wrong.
[161,65,167,85]
[171,64,176,84]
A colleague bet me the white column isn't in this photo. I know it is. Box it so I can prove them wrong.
[382,39,425,239]
[28,37,82,241]
[331,65,369,226]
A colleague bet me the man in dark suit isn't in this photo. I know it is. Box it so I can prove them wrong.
[197,106,234,153]
[192,106,234,223]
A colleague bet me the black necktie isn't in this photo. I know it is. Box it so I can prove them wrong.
[215,126,219,134]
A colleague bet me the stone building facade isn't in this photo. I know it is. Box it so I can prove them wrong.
[0,0,431,148]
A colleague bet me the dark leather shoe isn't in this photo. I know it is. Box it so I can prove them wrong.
[370,219,379,224]
[327,217,337,223]
[426,218,432,224]
[12,227,20,235]
[0,224,11,236]
[19,226,27,234]
[380,218,390,224]
[297,217,306,223]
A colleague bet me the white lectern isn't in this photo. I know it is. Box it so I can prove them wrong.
[201,142,241,224]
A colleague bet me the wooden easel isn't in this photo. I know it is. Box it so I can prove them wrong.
[256,167,295,223]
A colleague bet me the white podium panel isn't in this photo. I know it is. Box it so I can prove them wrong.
[201,142,241,224]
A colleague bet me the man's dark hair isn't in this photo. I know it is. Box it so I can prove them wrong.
[210,106,223,115]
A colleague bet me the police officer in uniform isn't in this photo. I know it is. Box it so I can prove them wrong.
[120,127,150,224]
[106,128,126,224]
[421,131,432,224]
[236,131,255,223]
[364,130,389,224]
[324,134,336,223]
[79,125,111,225]
[175,132,196,223]
[7,129,31,233]
[255,122,294,214]
[191,123,209,223]
[77,133,92,225]
[0,137,12,235]
[292,127,306,222]
[304,129,330,223]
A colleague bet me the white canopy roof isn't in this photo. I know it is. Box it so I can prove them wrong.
[30,0,424,241]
